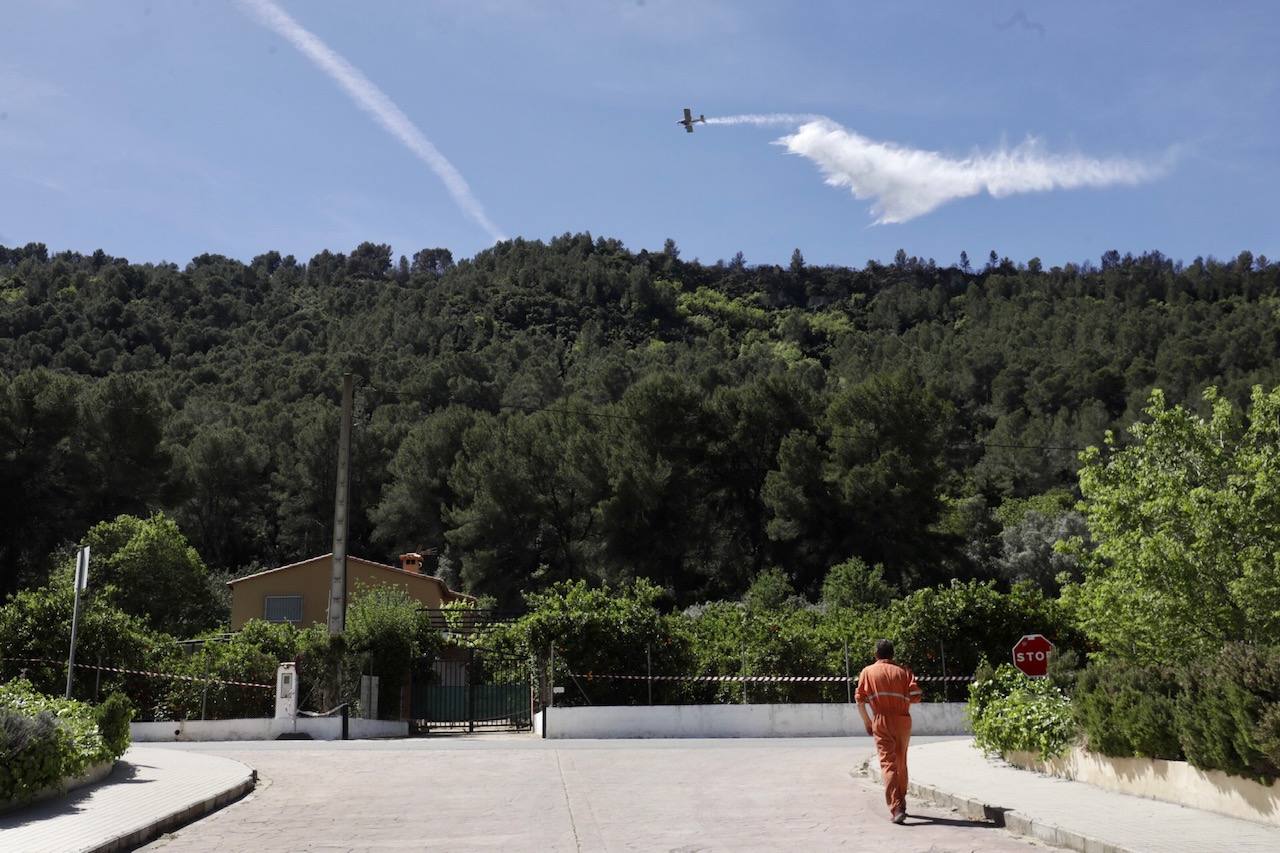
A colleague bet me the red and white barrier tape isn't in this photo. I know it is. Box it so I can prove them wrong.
[2,657,272,689]
[570,673,973,683]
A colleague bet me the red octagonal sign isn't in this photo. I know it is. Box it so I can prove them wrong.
[1012,634,1055,678]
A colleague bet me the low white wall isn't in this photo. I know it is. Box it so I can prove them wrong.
[0,759,115,815]
[534,703,971,739]
[130,717,408,742]
[1006,746,1280,828]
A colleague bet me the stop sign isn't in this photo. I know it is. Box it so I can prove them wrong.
[1012,634,1055,678]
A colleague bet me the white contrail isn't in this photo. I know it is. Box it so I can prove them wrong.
[775,118,1164,224]
[705,113,826,127]
[236,0,505,242]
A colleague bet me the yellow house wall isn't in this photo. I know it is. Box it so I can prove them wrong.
[229,557,454,630]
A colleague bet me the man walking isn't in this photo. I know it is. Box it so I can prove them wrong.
[856,639,922,823]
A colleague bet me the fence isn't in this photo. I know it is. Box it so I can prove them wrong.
[409,650,532,732]
[527,642,975,708]
[1,656,273,721]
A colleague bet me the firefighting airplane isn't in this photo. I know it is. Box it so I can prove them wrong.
[677,107,707,133]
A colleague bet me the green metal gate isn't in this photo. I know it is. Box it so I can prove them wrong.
[410,651,531,732]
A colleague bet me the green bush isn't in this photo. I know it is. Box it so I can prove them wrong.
[484,579,695,706]
[1074,660,1181,759]
[886,580,1082,696]
[1174,643,1280,781]
[0,580,177,712]
[969,664,1076,760]
[95,692,134,757]
[0,679,130,803]
[821,557,895,611]
[345,584,441,718]
[0,706,62,802]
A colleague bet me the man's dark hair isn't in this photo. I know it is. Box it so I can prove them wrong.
[875,639,895,660]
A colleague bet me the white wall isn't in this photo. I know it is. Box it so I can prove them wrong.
[533,703,971,739]
[130,716,408,742]
[1006,746,1280,828]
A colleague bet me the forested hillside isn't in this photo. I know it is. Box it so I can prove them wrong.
[2,236,1277,606]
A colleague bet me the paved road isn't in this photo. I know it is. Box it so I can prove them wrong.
[142,735,1042,852]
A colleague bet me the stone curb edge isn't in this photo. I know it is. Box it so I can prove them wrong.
[86,764,258,853]
[858,760,1136,853]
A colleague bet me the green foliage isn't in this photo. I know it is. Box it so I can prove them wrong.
[0,679,128,803]
[95,692,133,757]
[0,705,63,803]
[821,557,895,610]
[969,664,1076,760]
[1174,643,1280,781]
[485,575,1070,706]
[994,489,1075,528]
[4,239,1280,610]
[1073,660,1181,759]
[484,579,691,705]
[743,567,799,612]
[1064,386,1280,664]
[0,579,176,709]
[885,580,1078,685]
[156,620,345,720]
[80,512,223,636]
[345,584,440,718]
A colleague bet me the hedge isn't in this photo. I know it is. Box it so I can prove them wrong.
[0,679,133,803]
[1074,659,1181,759]
[1064,644,1280,782]
[1174,643,1280,781]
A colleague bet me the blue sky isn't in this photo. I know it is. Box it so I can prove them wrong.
[3,1,1277,269]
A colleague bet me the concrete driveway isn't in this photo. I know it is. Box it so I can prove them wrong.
[142,736,1041,852]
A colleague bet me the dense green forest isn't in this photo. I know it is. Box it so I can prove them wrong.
[2,236,1277,608]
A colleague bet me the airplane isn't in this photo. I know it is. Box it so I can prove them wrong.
[677,107,706,133]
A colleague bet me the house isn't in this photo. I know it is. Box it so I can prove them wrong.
[227,552,472,630]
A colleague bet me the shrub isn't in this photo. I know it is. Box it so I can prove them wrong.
[95,692,134,757]
[345,584,440,718]
[0,679,131,803]
[1174,643,1280,781]
[157,630,280,721]
[887,579,1081,694]
[0,581,177,712]
[484,579,693,706]
[0,706,62,802]
[821,557,895,611]
[969,664,1076,760]
[1073,660,1181,759]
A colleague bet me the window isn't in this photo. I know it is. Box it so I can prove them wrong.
[264,594,303,623]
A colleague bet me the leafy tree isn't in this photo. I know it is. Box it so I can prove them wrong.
[1063,386,1280,663]
[0,578,175,708]
[80,513,223,636]
[742,567,799,611]
[821,557,895,610]
[344,583,440,718]
[995,508,1088,591]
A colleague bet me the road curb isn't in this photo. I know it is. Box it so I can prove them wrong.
[858,760,1137,853]
[86,763,257,853]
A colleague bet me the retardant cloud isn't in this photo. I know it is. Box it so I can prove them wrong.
[776,119,1163,224]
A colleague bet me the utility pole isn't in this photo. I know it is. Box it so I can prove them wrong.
[328,373,354,636]
[65,546,90,699]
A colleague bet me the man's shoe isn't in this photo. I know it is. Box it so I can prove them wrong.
[891,810,907,824]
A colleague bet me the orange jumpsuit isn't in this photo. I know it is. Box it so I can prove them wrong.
[855,659,923,817]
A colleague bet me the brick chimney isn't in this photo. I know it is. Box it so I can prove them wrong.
[398,552,424,574]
